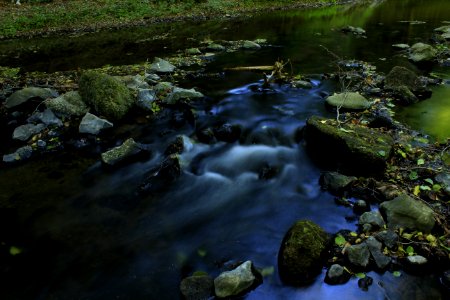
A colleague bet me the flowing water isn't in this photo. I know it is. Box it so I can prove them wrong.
[0,0,449,299]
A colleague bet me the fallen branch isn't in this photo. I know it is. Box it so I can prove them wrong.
[224,66,274,72]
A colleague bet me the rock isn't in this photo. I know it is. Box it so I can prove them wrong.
[346,243,370,268]
[353,200,370,214]
[79,113,113,135]
[45,91,89,117]
[292,80,313,89]
[366,236,391,269]
[390,85,419,105]
[144,73,161,83]
[5,87,58,108]
[278,220,329,285]
[368,107,395,129]
[359,211,385,231]
[392,44,410,50]
[186,48,202,55]
[375,230,398,249]
[325,264,349,285]
[214,261,258,298]
[325,92,371,111]
[149,57,176,73]
[139,154,181,194]
[434,25,450,33]
[242,40,261,50]
[435,172,450,196]
[79,71,133,120]
[101,138,146,166]
[304,116,394,175]
[341,26,366,35]
[12,123,45,141]
[380,194,435,233]
[442,31,450,39]
[3,146,33,163]
[28,108,63,127]
[206,43,226,52]
[319,171,357,195]
[196,128,216,144]
[408,43,437,63]
[441,270,450,289]
[164,87,204,105]
[120,75,150,90]
[136,89,156,111]
[385,66,420,91]
[180,275,214,300]
[214,123,242,143]
[406,255,428,265]
[358,276,373,291]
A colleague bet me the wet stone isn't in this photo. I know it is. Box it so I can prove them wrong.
[180,275,214,300]
[325,264,349,285]
[346,243,370,268]
[358,276,373,291]
[12,123,45,141]
[149,57,176,73]
[359,211,385,231]
[375,230,398,249]
[214,261,258,298]
[79,113,113,135]
[3,146,33,163]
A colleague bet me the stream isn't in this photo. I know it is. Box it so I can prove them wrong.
[0,0,449,299]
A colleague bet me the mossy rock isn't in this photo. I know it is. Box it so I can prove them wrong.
[304,116,394,175]
[385,66,419,91]
[325,92,371,111]
[78,71,133,120]
[278,220,329,285]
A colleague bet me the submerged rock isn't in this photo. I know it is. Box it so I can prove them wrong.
[3,146,33,163]
[180,275,214,300]
[214,123,242,143]
[45,91,89,117]
[214,261,259,298]
[79,112,113,135]
[380,194,435,233]
[319,171,357,195]
[325,264,349,285]
[140,154,181,193]
[278,220,329,285]
[304,116,394,175]
[5,87,58,108]
[408,43,437,63]
[149,57,176,73]
[325,92,371,111]
[12,123,45,141]
[101,138,148,166]
[79,71,133,120]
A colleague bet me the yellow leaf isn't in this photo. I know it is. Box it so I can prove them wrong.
[413,185,420,196]
[9,246,22,256]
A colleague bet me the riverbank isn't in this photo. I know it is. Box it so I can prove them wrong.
[0,0,361,40]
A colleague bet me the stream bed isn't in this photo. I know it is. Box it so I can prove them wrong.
[0,0,449,299]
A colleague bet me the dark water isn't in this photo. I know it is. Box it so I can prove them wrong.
[1,0,450,299]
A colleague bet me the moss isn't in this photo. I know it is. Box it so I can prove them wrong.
[78,71,133,120]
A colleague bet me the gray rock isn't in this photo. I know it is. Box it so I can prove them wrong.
[186,48,202,55]
[359,211,385,230]
[242,40,261,50]
[3,146,33,163]
[36,139,46,148]
[346,243,370,268]
[320,171,357,195]
[79,112,113,135]
[5,87,58,108]
[325,264,349,285]
[154,81,174,96]
[434,25,450,33]
[101,138,144,166]
[136,89,156,111]
[409,43,437,62]
[164,87,204,105]
[442,32,450,40]
[407,255,428,265]
[366,236,391,269]
[120,75,150,90]
[45,91,89,117]
[180,275,213,300]
[375,230,398,249]
[28,109,63,127]
[342,26,366,35]
[144,73,161,84]
[380,194,435,233]
[214,261,257,298]
[353,200,370,214]
[392,44,410,50]
[435,172,450,196]
[149,57,176,73]
[326,92,371,111]
[206,43,226,52]
[292,80,313,89]
[12,123,45,141]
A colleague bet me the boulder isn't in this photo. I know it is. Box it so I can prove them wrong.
[242,40,261,50]
[278,220,329,285]
[359,211,385,231]
[214,261,259,298]
[149,57,176,73]
[3,146,33,163]
[79,113,113,135]
[28,108,63,127]
[319,171,357,195]
[180,275,214,300]
[390,85,419,105]
[366,236,391,269]
[164,87,204,105]
[101,138,145,166]
[12,123,45,141]
[136,89,156,111]
[380,194,435,233]
[325,92,371,111]
[45,91,89,117]
[325,264,349,285]
[408,43,437,63]
[385,66,419,91]
[346,243,370,268]
[79,71,133,120]
[304,116,394,175]
[5,87,58,108]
